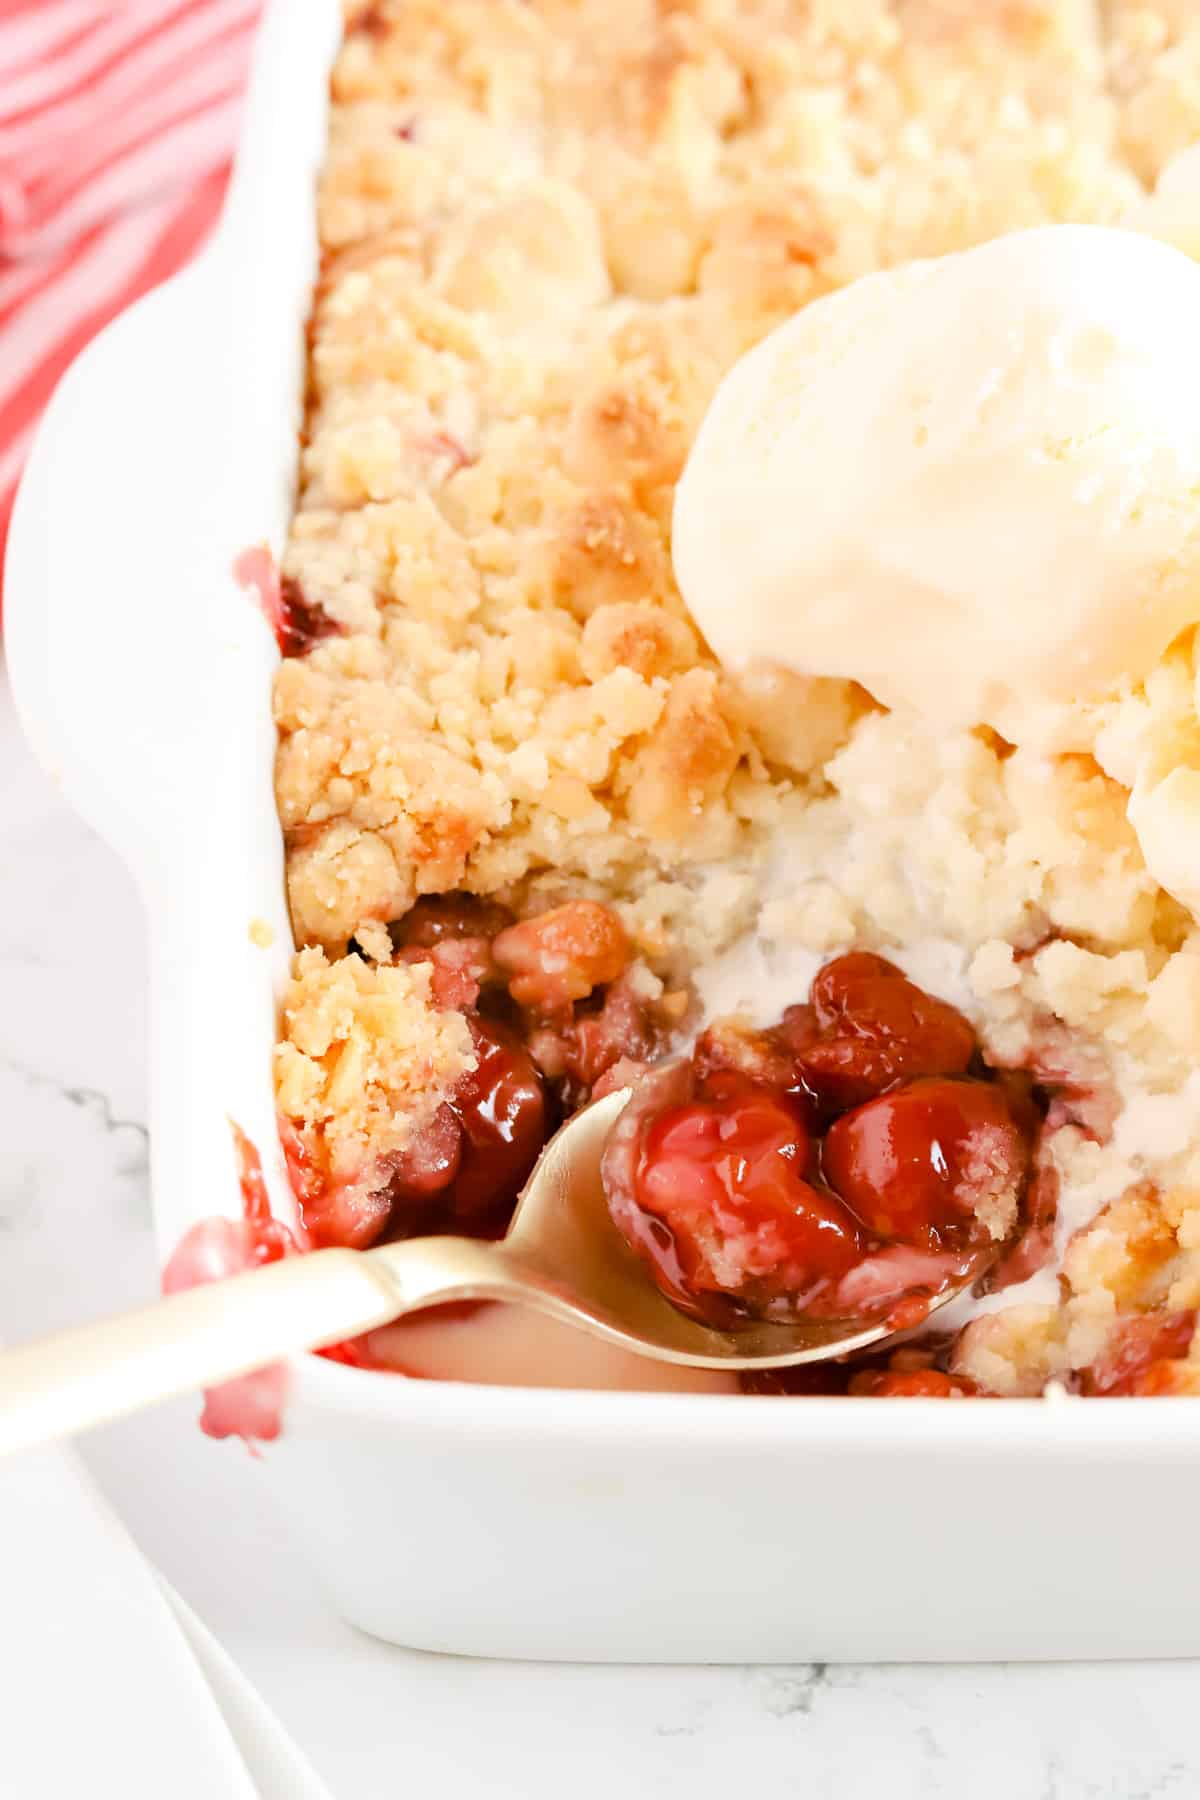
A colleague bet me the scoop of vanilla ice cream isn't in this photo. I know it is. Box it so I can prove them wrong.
[1125,144,1200,262]
[674,224,1200,750]
[1127,766,1200,917]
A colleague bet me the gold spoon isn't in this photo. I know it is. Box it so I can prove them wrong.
[0,1088,995,1454]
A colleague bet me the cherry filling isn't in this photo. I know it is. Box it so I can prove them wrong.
[820,1078,1028,1248]
[601,955,1038,1330]
[628,1072,864,1322]
[233,548,342,659]
[295,1016,548,1251]
[290,898,665,1252]
[847,1367,980,1398]
[1081,1310,1197,1397]
[162,1126,301,1441]
[392,1016,548,1230]
[786,952,976,1109]
[285,903,1041,1341]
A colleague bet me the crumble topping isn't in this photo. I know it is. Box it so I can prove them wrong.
[274,947,475,1186]
[270,0,1200,1395]
[279,0,1190,951]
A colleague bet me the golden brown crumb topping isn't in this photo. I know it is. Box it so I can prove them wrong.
[279,0,1200,951]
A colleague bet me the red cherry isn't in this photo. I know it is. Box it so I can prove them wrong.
[299,1177,395,1251]
[391,893,514,948]
[789,953,975,1108]
[602,952,1045,1333]
[397,938,493,1010]
[739,1361,855,1396]
[821,1077,1028,1248]
[445,1016,548,1224]
[390,894,514,1012]
[848,1368,978,1397]
[280,1114,395,1250]
[389,1104,463,1201]
[629,1072,864,1319]
[1083,1309,1197,1396]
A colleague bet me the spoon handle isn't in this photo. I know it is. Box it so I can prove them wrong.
[0,1248,407,1457]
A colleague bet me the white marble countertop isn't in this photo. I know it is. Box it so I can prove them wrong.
[1,661,1196,1800]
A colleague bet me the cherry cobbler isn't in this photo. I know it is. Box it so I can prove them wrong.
[255,0,1200,1403]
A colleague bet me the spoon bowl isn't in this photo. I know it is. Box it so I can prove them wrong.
[391,1088,983,1369]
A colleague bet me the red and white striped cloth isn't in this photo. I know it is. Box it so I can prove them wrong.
[0,0,262,597]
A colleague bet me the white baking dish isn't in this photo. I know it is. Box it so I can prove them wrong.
[9,0,1200,1663]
